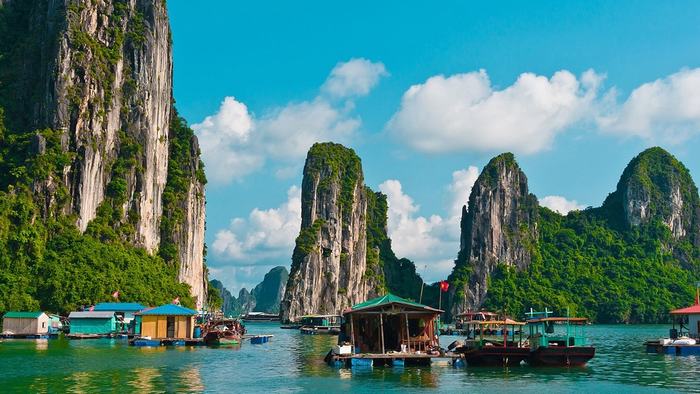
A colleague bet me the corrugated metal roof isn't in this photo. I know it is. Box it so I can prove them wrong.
[68,311,116,319]
[671,303,700,315]
[347,294,443,314]
[93,302,146,312]
[136,304,197,316]
[3,311,45,319]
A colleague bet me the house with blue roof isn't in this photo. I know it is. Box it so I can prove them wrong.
[136,304,197,339]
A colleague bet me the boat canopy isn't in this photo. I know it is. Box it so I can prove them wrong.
[463,319,525,326]
[526,317,588,324]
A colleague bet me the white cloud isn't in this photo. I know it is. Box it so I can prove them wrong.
[539,195,584,215]
[212,186,302,263]
[387,69,602,154]
[378,167,479,283]
[597,68,700,144]
[322,58,388,98]
[193,59,387,185]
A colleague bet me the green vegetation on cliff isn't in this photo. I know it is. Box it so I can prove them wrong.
[304,142,362,218]
[465,148,700,323]
[366,188,440,308]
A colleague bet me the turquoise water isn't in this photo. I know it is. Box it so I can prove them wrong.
[0,324,698,393]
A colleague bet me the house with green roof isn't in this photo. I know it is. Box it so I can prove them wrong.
[93,302,146,334]
[334,294,444,366]
[2,312,51,338]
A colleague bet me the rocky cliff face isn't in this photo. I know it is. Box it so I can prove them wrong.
[0,0,206,307]
[252,266,288,314]
[449,153,539,314]
[281,143,376,322]
[604,147,700,243]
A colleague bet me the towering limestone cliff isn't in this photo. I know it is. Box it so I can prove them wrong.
[280,143,437,322]
[0,1,207,310]
[281,143,374,322]
[602,147,700,246]
[449,153,538,315]
[449,147,700,323]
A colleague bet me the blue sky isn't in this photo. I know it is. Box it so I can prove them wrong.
[168,1,700,293]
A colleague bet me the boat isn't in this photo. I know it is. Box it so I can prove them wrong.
[203,318,245,346]
[452,316,530,366]
[241,312,280,322]
[645,293,700,356]
[524,308,595,366]
[280,323,302,330]
[299,315,342,335]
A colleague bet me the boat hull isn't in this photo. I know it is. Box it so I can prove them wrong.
[300,327,340,335]
[528,346,595,366]
[461,346,530,366]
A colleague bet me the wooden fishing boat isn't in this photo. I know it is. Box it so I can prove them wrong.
[524,309,595,366]
[203,318,245,346]
[453,318,530,366]
[299,315,342,335]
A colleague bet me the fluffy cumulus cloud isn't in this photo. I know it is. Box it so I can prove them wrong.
[378,167,479,282]
[597,68,700,143]
[212,186,302,264]
[322,58,388,98]
[387,69,602,154]
[539,195,584,215]
[193,58,387,185]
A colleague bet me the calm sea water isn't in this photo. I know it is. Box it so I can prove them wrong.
[0,324,697,393]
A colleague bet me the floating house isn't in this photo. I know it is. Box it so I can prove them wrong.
[136,304,197,340]
[68,311,117,338]
[1,312,51,338]
[93,302,146,334]
[646,297,700,355]
[327,294,444,367]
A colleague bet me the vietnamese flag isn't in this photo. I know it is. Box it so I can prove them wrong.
[111,291,119,299]
[440,280,449,292]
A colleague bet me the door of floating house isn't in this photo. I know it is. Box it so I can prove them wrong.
[135,304,196,339]
[68,312,117,335]
[2,312,50,335]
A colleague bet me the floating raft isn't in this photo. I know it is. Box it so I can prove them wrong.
[646,341,700,356]
[328,352,455,367]
[66,334,109,340]
[129,338,205,347]
[245,334,273,344]
[0,334,50,339]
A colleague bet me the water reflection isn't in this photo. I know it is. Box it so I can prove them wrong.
[128,367,160,392]
[66,371,94,393]
[35,339,48,351]
[177,366,204,392]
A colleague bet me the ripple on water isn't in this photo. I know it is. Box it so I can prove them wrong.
[0,324,698,393]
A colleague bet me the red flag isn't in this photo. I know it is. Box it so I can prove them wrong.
[173,297,180,305]
[112,291,119,299]
[440,280,449,292]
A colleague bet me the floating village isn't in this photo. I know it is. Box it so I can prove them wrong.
[4,288,700,369]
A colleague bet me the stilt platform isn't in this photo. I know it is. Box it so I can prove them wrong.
[327,352,459,367]
[646,341,700,356]
[130,337,205,347]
